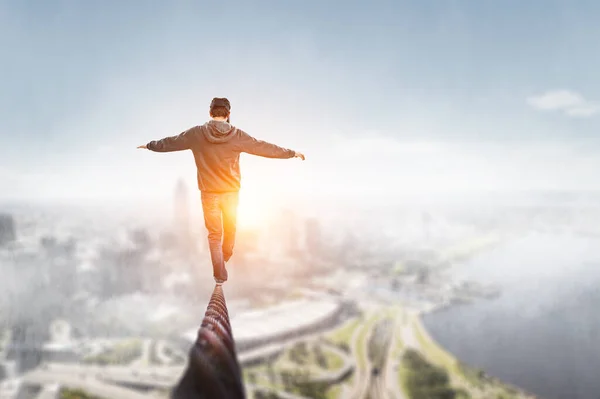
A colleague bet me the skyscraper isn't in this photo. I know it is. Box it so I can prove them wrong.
[305,217,322,258]
[173,178,195,253]
[0,214,16,246]
[422,211,432,242]
[174,178,191,235]
[278,209,300,258]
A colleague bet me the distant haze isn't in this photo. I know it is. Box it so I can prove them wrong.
[2,1,600,205]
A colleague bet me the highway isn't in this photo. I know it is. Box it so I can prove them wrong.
[347,319,372,399]
[385,314,408,399]
[346,307,415,399]
[20,332,354,398]
[365,316,396,399]
[23,369,153,399]
[263,341,353,384]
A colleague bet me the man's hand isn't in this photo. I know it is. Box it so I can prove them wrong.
[137,145,148,149]
[294,151,305,160]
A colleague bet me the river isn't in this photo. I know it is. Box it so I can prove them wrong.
[423,232,600,399]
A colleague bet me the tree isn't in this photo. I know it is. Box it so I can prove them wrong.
[266,361,277,385]
[313,345,328,369]
[402,349,456,399]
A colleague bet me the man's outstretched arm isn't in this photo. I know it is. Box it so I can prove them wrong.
[238,131,305,160]
[138,126,198,152]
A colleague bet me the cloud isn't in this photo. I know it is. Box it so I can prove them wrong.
[331,133,443,156]
[320,133,600,194]
[565,103,600,117]
[527,90,600,117]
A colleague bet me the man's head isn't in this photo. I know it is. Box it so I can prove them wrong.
[209,98,231,121]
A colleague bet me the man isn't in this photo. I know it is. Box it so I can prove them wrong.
[138,98,305,285]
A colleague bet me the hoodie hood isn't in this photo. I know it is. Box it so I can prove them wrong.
[204,120,237,144]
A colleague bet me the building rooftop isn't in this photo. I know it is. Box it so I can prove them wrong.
[183,298,340,346]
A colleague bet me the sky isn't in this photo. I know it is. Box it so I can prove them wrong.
[2,0,600,213]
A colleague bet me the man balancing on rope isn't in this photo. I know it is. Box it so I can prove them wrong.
[138,98,305,285]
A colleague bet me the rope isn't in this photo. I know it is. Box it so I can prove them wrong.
[172,285,246,399]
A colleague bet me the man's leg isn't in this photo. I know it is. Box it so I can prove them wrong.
[200,192,227,282]
[221,192,239,263]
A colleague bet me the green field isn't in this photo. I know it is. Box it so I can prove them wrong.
[326,317,361,346]
[243,337,351,399]
[60,388,105,399]
[411,315,460,375]
[83,339,143,366]
[274,341,346,374]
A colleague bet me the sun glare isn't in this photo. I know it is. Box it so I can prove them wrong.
[237,188,273,229]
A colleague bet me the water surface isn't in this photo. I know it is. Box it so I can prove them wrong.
[423,233,600,399]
